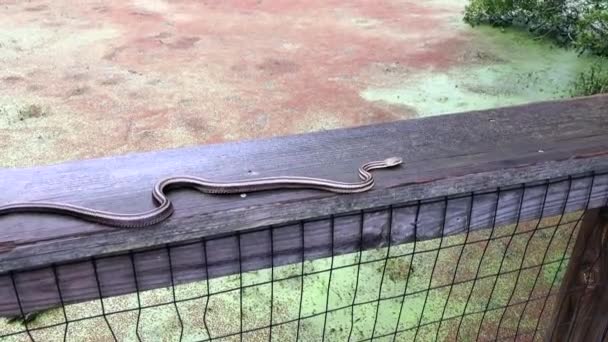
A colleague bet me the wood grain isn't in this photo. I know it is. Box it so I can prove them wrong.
[0,95,608,316]
[547,208,608,341]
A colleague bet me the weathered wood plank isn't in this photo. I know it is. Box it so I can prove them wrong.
[0,173,606,316]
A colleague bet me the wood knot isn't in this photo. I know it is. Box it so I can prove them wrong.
[581,267,598,289]
[0,241,16,253]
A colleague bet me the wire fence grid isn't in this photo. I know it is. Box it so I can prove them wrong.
[1,172,607,342]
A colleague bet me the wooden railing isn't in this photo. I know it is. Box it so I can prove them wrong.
[0,94,607,340]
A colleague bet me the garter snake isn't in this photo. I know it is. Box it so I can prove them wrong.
[0,157,402,228]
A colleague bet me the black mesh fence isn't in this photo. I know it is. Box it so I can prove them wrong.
[1,172,607,341]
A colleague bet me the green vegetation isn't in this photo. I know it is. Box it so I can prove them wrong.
[464,0,608,56]
[574,4,608,56]
[463,0,608,95]
[570,60,608,96]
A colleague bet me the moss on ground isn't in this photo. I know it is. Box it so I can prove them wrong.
[1,213,581,341]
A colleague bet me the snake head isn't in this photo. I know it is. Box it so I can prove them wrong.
[384,157,403,167]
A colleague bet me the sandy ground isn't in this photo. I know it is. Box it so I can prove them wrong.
[0,0,603,168]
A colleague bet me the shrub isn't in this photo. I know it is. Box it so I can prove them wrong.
[463,0,608,57]
[570,61,608,96]
[464,0,608,95]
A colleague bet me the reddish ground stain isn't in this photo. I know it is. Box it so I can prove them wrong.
[1,76,24,84]
[24,4,48,12]
[165,36,201,49]
[0,0,473,166]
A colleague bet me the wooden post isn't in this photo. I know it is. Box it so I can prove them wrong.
[548,207,608,341]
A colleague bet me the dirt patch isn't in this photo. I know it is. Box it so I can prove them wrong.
[385,257,413,282]
[17,104,49,121]
[165,36,200,49]
[24,5,48,12]
[66,86,90,97]
[2,75,24,84]
[256,58,301,76]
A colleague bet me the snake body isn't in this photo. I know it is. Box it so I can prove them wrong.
[0,157,402,228]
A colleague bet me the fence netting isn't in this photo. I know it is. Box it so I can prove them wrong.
[1,172,607,341]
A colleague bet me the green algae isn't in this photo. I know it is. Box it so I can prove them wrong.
[361,26,607,116]
[1,216,577,341]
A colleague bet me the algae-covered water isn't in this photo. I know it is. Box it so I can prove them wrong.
[1,214,579,341]
[361,26,605,116]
